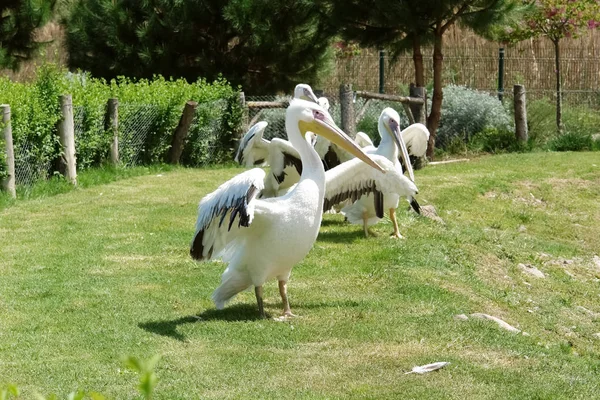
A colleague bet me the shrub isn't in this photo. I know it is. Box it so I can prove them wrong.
[0,65,240,187]
[548,131,594,152]
[435,85,513,149]
[471,127,530,154]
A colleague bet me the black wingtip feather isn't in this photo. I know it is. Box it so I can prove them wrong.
[410,198,421,214]
[190,230,205,260]
[374,190,384,219]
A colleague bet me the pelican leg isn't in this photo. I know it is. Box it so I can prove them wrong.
[255,286,266,318]
[362,211,370,238]
[389,208,404,239]
[278,280,296,318]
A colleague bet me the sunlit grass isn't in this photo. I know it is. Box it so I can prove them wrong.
[0,152,599,399]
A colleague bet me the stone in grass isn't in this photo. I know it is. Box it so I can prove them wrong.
[518,263,545,279]
[419,205,445,225]
[456,313,530,336]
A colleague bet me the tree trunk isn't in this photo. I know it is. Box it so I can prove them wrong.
[553,38,563,134]
[412,35,425,87]
[426,30,444,159]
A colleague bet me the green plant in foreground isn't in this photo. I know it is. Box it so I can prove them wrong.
[0,384,19,400]
[124,355,161,400]
[548,131,593,152]
[1,356,160,400]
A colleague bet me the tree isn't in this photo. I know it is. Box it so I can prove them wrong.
[322,0,515,158]
[493,0,600,133]
[64,0,332,94]
[0,0,55,69]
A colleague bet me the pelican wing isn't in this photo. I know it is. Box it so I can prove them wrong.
[268,138,302,183]
[355,131,375,149]
[235,121,270,167]
[323,155,420,213]
[190,168,265,260]
[402,123,430,158]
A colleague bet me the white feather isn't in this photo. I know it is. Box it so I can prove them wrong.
[405,362,450,375]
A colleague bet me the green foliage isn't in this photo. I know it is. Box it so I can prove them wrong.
[124,355,161,399]
[0,384,19,400]
[435,85,513,149]
[63,0,332,94]
[3,356,160,400]
[548,132,594,152]
[528,98,600,147]
[0,0,56,69]
[470,127,529,154]
[0,64,239,188]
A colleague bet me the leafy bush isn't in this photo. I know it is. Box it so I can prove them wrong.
[435,85,513,149]
[471,127,530,154]
[548,131,594,152]
[0,65,240,186]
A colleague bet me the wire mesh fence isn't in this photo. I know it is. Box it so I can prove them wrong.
[182,98,229,167]
[119,104,161,166]
[14,140,51,186]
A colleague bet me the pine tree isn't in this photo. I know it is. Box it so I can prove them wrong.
[0,0,55,69]
[322,0,516,158]
[64,0,332,94]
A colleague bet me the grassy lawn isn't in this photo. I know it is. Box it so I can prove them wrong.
[1,152,599,399]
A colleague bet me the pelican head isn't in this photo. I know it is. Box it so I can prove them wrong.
[317,97,330,111]
[294,83,319,104]
[289,99,384,173]
[380,108,415,182]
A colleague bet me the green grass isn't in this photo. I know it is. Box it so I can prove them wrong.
[1,152,599,399]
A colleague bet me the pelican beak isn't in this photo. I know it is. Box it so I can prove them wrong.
[301,115,384,173]
[301,88,319,104]
[388,120,415,182]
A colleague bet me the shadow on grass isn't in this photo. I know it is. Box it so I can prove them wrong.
[317,228,365,243]
[139,304,265,341]
[320,217,346,227]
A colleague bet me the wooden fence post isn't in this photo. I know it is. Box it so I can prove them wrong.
[106,98,119,164]
[58,95,77,185]
[1,104,16,198]
[409,84,427,124]
[514,84,528,143]
[339,84,355,137]
[168,100,198,164]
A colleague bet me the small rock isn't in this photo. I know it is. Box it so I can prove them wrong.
[592,333,600,340]
[420,205,446,225]
[518,263,545,279]
[575,306,600,320]
[564,270,575,278]
[518,225,527,232]
[593,255,600,269]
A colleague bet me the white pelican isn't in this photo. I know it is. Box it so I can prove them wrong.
[341,108,419,238]
[234,121,270,167]
[190,99,383,318]
[234,84,320,169]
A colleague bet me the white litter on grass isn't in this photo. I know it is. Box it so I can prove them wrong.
[405,362,450,375]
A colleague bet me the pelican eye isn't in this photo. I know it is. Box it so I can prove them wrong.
[313,110,325,121]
